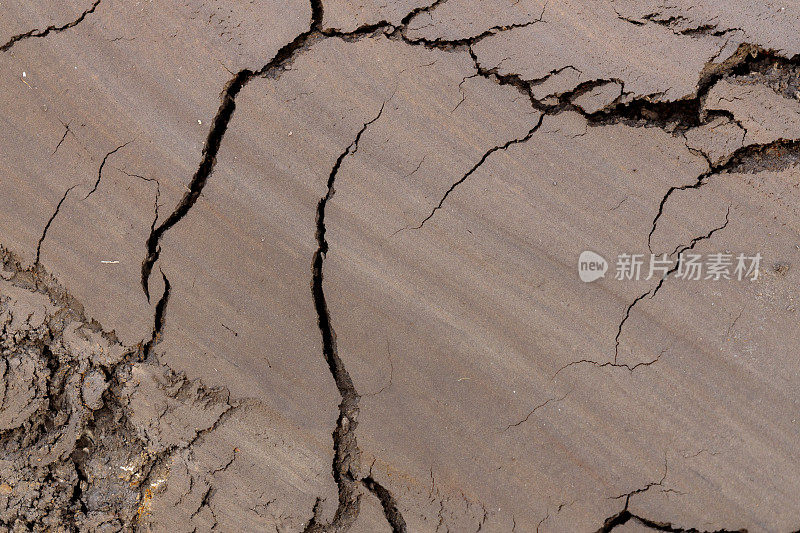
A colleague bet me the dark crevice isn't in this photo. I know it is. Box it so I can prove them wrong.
[0,0,102,52]
[638,12,744,40]
[69,455,90,517]
[362,476,408,533]
[597,509,634,532]
[142,271,171,361]
[647,177,706,253]
[665,205,731,259]
[139,2,327,300]
[306,498,324,530]
[139,0,398,301]
[722,138,800,174]
[467,45,550,113]
[323,22,396,40]
[613,291,654,364]
[310,0,324,30]
[304,103,385,533]
[528,64,584,88]
[614,12,645,27]
[399,0,449,27]
[140,68,254,300]
[597,512,746,533]
[397,0,547,49]
[585,44,798,129]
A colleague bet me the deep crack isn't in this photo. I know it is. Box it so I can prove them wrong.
[596,512,746,533]
[70,1,800,529]
[142,271,171,360]
[362,476,408,533]
[304,104,386,532]
[140,3,326,300]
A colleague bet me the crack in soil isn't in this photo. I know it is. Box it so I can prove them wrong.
[35,184,78,266]
[304,103,386,533]
[401,0,548,49]
[142,271,170,361]
[140,1,323,300]
[84,141,133,200]
[503,391,571,431]
[22,0,788,528]
[406,113,545,231]
[649,137,800,255]
[0,0,102,53]
[596,510,745,533]
[35,142,135,267]
[361,476,408,533]
[593,458,746,532]
[614,205,730,364]
[52,122,72,155]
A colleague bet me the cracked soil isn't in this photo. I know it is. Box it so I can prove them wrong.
[2,0,800,531]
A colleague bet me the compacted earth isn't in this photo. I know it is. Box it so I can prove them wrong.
[2,1,800,531]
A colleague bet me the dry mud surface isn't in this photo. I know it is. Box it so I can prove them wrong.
[1,1,800,532]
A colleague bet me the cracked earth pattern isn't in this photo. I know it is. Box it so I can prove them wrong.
[1,0,800,532]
